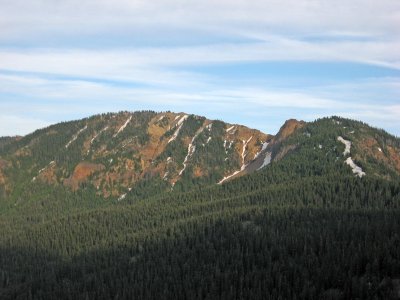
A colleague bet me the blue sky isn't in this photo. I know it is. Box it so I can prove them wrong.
[0,0,399,136]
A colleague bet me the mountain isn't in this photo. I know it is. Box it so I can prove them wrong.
[0,111,271,200]
[1,111,399,203]
[1,111,400,299]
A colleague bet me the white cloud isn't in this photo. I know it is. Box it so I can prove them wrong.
[0,0,398,40]
[0,0,399,136]
[0,38,399,92]
[0,1,398,88]
[0,73,361,110]
[1,72,399,133]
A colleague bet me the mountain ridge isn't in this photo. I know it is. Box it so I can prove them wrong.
[0,111,272,199]
[0,111,399,202]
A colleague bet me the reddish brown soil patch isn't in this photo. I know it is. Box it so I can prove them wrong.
[388,146,400,172]
[358,138,386,161]
[64,162,105,191]
[357,138,400,173]
[193,166,204,177]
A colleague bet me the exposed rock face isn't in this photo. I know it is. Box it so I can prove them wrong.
[266,119,305,163]
[273,119,305,143]
[64,162,105,191]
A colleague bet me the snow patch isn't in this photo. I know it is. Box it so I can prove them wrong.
[178,126,205,175]
[224,140,233,148]
[114,116,132,137]
[378,147,382,152]
[157,115,165,122]
[91,126,108,144]
[226,125,235,133]
[218,136,252,184]
[65,125,88,148]
[319,144,323,149]
[38,161,55,174]
[337,136,351,156]
[241,136,253,170]
[218,171,241,185]
[168,115,188,143]
[118,193,126,201]
[179,145,196,175]
[333,119,341,125]
[163,171,169,180]
[254,142,269,159]
[206,123,213,131]
[258,152,272,170]
[345,157,366,178]
[176,115,188,126]
[206,137,212,144]
[261,142,269,151]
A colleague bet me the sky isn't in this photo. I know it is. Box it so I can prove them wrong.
[0,0,399,137]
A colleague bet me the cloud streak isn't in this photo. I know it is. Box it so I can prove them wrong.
[1,71,399,136]
[1,0,398,40]
[0,0,399,136]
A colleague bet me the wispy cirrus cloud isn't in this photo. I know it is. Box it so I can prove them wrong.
[1,38,399,77]
[1,71,399,136]
[1,0,398,40]
[0,0,399,136]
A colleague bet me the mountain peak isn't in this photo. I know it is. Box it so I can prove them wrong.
[275,119,305,141]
